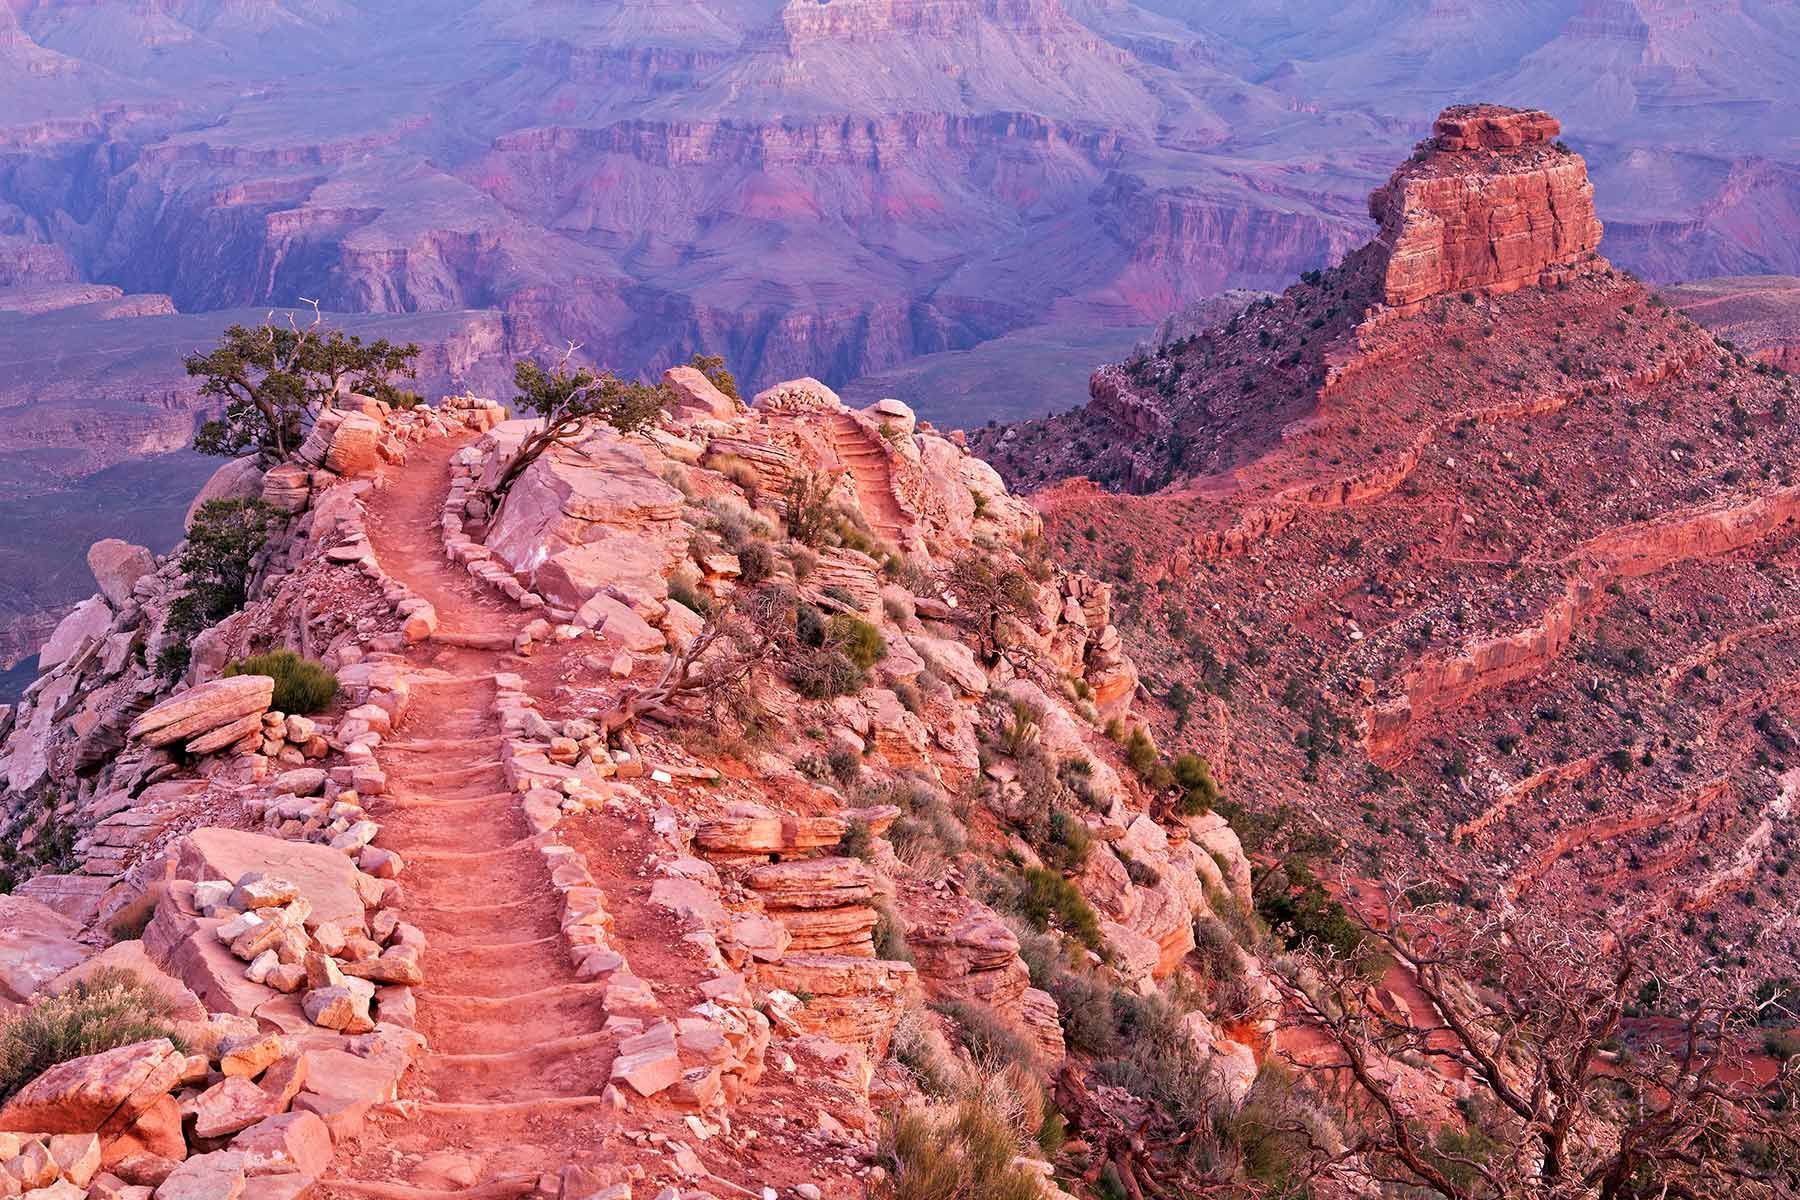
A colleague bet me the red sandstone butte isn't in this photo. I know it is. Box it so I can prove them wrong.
[1369,104,1604,310]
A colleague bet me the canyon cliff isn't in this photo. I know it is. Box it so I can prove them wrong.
[979,104,1800,980]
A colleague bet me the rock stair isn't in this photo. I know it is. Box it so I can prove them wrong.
[827,410,912,548]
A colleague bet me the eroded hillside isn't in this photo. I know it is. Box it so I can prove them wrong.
[981,105,1800,979]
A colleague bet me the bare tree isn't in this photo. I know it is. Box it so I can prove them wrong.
[1276,885,1800,1199]
[594,586,791,743]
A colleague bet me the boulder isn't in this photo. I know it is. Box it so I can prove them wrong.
[87,541,156,609]
[322,413,383,477]
[481,433,683,587]
[0,897,89,1005]
[172,829,370,930]
[608,1022,681,1097]
[662,365,739,419]
[750,377,841,411]
[39,597,112,672]
[227,1113,330,1179]
[100,1094,185,1171]
[905,635,988,697]
[189,1079,275,1140]
[129,679,273,750]
[578,593,664,652]
[185,459,264,530]
[0,1040,185,1137]
[151,1151,244,1200]
[868,398,916,437]
[258,466,310,516]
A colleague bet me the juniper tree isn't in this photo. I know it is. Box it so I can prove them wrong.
[186,310,420,460]
[484,349,670,518]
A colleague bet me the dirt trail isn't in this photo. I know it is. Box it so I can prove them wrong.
[322,437,620,1192]
[828,411,908,544]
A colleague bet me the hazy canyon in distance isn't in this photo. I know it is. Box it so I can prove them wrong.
[1,0,1799,673]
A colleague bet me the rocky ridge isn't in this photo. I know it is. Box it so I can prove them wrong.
[0,370,1266,1196]
[979,104,1800,981]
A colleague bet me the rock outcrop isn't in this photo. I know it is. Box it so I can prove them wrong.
[1369,104,1604,312]
[0,378,1262,1200]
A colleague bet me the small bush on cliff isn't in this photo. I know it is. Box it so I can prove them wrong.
[688,353,739,401]
[158,498,278,677]
[826,613,886,669]
[786,648,865,699]
[1018,866,1104,952]
[934,998,1039,1072]
[223,650,337,714]
[877,1099,1043,1200]
[1172,753,1220,815]
[0,968,184,1103]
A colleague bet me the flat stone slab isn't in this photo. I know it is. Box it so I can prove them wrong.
[173,828,372,930]
[0,895,91,1005]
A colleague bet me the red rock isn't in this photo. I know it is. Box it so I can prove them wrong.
[662,365,739,419]
[150,1150,245,1200]
[190,1078,276,1140]
[227,1113,330,1179]
[1370,105,1603,311]
[0,897,89,1005]
[100,1096,185,1172]
[0,1040,184,1138]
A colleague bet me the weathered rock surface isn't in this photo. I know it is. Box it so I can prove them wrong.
[0,896,89,1005]
[87,541,156,609]
[0,1040,185,1137]
[1370,105,1603,311]
[129,679,274,751]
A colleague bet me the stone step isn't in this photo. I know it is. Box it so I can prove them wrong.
[415,1096,619,1119]
[324,1175,539,1200]
[381,737,504,753]
[430,630,517,650]
[430,1030,614,1069]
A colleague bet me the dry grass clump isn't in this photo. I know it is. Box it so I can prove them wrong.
[0,968,183,1103]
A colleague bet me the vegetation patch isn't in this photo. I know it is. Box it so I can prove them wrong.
[224,649,338,714]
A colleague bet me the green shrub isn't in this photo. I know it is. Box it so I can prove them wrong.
[224,650,338,714]
[1020,867,1104,952]
[1041,809,1091,872]
[1172,753,1220,815]
[0,969,184,1103]
[825,744,862,786]
[1256,858,1367,964]
[886,778,968,865]
[736,541,775,585]
[838,817,875,861]
[159,498,277,677]
[787,648,865,699]
[826,613,886,669]
[874,898,913,962]
[934,999,1039,1071]
[1000,700,1040,758]
[1044,965,1116,1055]
[1098,990,1216,1138]
[667,572,711,616]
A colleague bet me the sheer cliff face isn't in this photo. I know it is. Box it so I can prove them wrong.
[1370,106,1605,311]
[982,105,1800,976]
